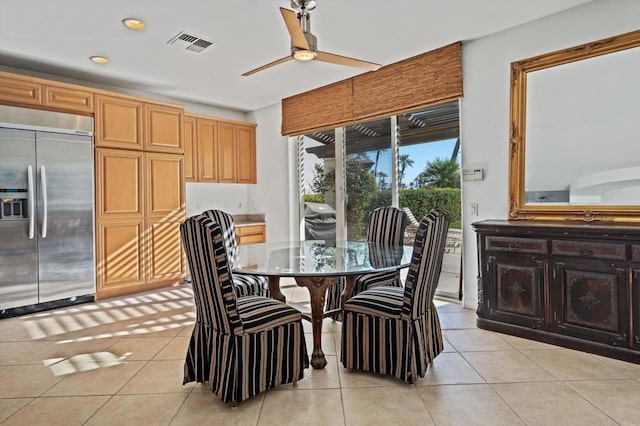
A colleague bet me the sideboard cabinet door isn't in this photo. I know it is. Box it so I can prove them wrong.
[484,254,546,329]
[550,259,628,347]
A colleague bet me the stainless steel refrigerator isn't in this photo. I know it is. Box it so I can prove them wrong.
[0,105,95,313]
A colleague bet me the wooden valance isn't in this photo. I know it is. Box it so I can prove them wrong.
[281,42,462,136]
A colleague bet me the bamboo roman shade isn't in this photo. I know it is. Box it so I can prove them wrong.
[281,42,462,136]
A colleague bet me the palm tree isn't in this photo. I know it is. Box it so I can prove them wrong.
[414,156,460,188]
[377,171,388,190]
[398,154,415,188]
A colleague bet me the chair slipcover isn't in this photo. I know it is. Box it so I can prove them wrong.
[201,209,270,298]
[340,210,448,383]
[325,206,407,312]
[181,215,309,403]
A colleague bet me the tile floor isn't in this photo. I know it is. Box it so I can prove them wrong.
[1,279,640,425]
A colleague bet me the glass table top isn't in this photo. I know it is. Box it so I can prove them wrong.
[232,240,413,277]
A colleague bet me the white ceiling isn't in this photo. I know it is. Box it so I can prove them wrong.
[0,0,592,112]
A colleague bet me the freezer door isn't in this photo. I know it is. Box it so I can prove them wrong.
[36,132,95,302]
[0,128,38,310]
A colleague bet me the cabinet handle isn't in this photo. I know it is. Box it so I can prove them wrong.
[580,248,594,257]
[508,243,520,250]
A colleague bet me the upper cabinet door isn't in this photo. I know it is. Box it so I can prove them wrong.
[237,124,257,184]
[146,152,185,219]
[197,118,218,182]
[43,85,94,113]
[145,103,184,153]
[217,121,237,183]
[183,115,198,182]
[95,95,144,149]
[0,75,42,106]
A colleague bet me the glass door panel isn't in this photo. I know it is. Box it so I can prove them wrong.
[344,118,391,241]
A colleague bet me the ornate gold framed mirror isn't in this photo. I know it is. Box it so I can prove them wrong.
[508,29,640,222]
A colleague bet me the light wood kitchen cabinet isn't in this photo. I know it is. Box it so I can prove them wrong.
[197,117,218,182]
[0,70,187,301]
[188,115,257,184]
[237,124,257,183]
[217,121,237,183]
[95,95,144,149]
[183,115,197,182]
[145,152,185,219]
[95,149,185,299]
[146,219,185,285]
[43,85,93,113]
[144,103,184,153]
[0,72,95,114]
[0,74,42,106]
[96,218,146,297]
[95,148,144,218]
[236,224,266,245]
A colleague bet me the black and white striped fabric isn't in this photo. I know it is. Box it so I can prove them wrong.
[340,210,448,383]
[201,209,269,298]
[325,206,407,313]
[181,214,309,404]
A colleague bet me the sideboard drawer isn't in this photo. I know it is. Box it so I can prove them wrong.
[485,236,547,254]
[632,245,640,262]
[552,240,626,260]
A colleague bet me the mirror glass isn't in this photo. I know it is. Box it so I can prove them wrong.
[524,46,640,205]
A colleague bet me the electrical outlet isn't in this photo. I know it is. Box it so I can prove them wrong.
[470,203,479,217]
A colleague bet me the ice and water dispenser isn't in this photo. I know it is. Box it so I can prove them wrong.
[0,190,28,220]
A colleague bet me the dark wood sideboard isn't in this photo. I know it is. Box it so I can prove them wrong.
[472,220,640,364]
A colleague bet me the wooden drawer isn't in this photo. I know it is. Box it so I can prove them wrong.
[43,85,94,113]
[552,240,626,260]
[236,224,265,245]
[633,245,640,262]
[485,236,547,254]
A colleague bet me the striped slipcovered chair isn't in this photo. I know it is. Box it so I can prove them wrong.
[340,210,448,383]
[325,206,407,313]
[181,215,309,404]
[201,209,269,298]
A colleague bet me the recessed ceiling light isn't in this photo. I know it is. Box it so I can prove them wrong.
[122,18,145,30]
[90,56,110,64]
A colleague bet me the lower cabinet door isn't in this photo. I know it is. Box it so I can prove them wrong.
[484,254,546,329]
[146,219,185,285]
[550,259,628,347]
[96,219,146,298]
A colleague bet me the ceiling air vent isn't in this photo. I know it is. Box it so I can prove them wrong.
[167,31,214,53]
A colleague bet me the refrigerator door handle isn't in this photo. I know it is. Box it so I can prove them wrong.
[27,165,35,239]
[40,165,48,239]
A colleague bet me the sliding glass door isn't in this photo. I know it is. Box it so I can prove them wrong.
[299,101,462,299]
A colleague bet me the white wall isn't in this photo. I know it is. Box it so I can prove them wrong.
[185,183,250,217]
[459,0,640,309]
[247,103,294,243]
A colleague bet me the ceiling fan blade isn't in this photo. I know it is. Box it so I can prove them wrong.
[316,51,381,71]
[280,7,309,50]
[242,56,293,76]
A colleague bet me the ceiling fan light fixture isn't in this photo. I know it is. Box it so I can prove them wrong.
[122,18,145,30]
[292,49,317,61]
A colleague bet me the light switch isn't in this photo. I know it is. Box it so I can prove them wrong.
[470,203,478,217]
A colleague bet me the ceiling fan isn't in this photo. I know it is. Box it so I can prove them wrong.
[242,0,382,76]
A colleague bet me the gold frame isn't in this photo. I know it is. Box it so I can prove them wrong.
[508,29,640,222]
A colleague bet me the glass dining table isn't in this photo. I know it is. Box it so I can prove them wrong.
[232,240,413,369]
